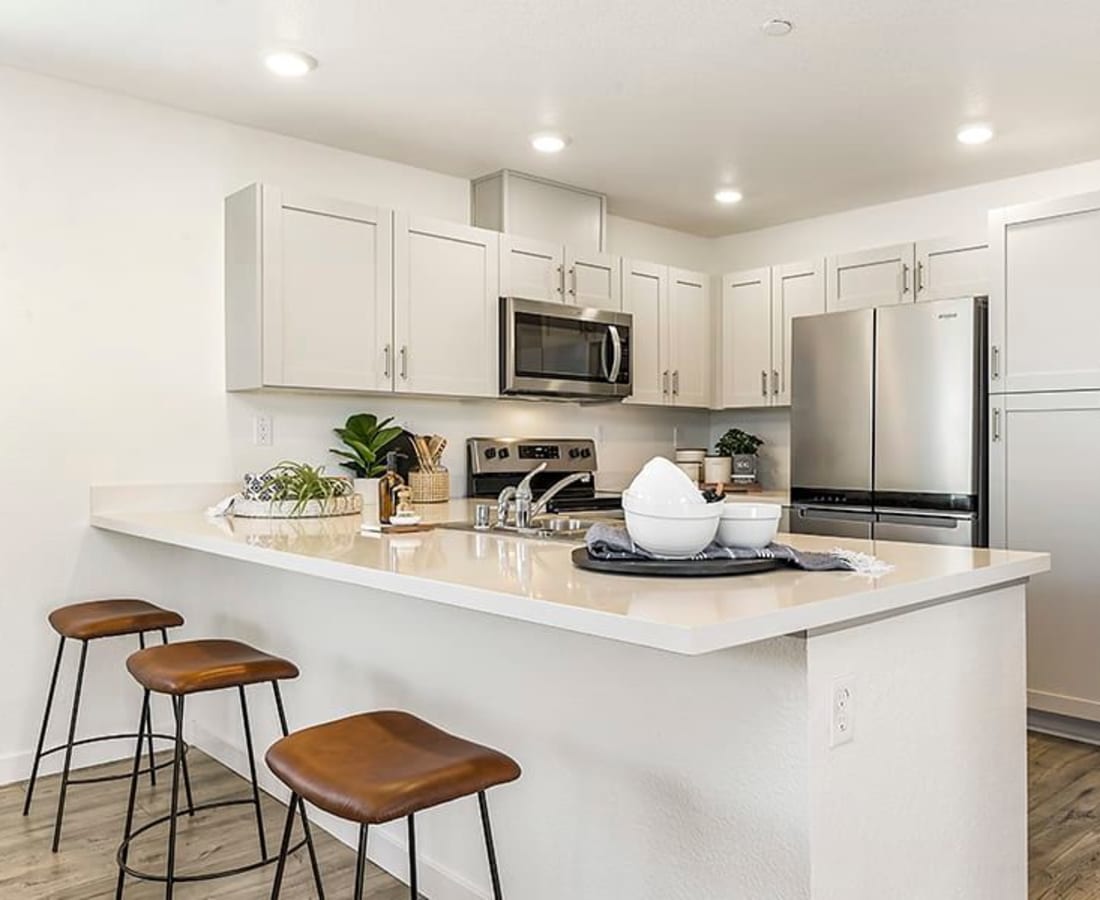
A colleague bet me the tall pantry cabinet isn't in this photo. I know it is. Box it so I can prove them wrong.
[988,190,1100,725]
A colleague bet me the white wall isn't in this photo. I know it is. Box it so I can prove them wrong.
[0,63,713,783]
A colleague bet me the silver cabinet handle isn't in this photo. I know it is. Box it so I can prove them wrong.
[761,370,768,397]
[555,265,563,296]
[992,407,1002,442]
[772,369,779,395]
[901,263,911,295]
[400,345,408,380]
[569,266,577,298]
[672,370,680,395]
[916,260,925,294]
[991,345,1001,381]
[662,370,670,395]
[383,344,391,379]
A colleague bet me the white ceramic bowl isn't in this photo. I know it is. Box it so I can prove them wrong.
[623,495,723,558]
[625,457,704,508]
[716,502,782,549]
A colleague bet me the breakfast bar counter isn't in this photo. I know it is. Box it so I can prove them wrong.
[88,483,1048,900]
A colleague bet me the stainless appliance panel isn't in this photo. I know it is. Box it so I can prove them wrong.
[790,505,874,539]
[791,309,874,492]
[874,298,984,496]
[874,510,975,546]
[500,297,633,399]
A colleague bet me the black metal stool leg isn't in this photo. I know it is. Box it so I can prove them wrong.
[24,635,65,816]
[479,791,504,900]
[239,685,268,859]
[116,690,151,900]
[269,792,298,900]
[164,694,186,900]
[51,638,88,852]
[408,814,418,899]
[172,696,195,816]
[354,824,369,900]
[137,632,156,788]
[273,681,325,898]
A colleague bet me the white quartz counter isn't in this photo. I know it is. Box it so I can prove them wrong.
[90,487,1047,655]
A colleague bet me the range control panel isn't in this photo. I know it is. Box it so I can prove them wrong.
[467,438,598,475]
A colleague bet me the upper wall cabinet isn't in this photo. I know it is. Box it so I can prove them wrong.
[826,243,915,311]
[717,260,825,409]
[225,183,394,392]
[915,234,988,302]
[393,214,500,398]
[622,259,668,405]
[667,268,712,407]
[499,235,621,311]
[990,192,1100,394]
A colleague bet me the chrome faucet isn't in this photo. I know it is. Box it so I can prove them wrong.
[529,471,592,520]
[511,462,548,530]
[496,463,593,530]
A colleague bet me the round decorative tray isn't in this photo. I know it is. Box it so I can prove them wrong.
[233,495,363,519]
[571,547,780,577]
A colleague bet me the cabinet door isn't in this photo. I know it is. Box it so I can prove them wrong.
[990,192,1100,394]
[826,243,915,311]
[565,249,622,311]
[622,259,668,405]
[1002,392,1100,722]
[393,215,499,397]
[667,268,710,407]
[718,268,773,408]
[770,259,826,406]
[260,187,393,390]
[499,234,563,303]
[915,235,988,302]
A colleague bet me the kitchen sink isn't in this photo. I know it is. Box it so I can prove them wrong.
[439,511,622,543]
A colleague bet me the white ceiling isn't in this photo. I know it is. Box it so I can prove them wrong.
[3,0,1100,236]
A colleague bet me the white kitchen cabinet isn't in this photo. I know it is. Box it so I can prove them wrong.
[718,267,773,408]
[667,269,711,407]
[622,259,668,405]
[565,248,622,311]
[826,243,915,311]
[393,214,500,398]
[499,234,563,303]
[990,192,1100,394]
[225,183,393,392]
[989,391,1100,723]
[915,234,988,302]
[770,259,826,406]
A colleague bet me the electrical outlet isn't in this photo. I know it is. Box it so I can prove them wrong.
[830,676,855,748]
[253,414,273,447]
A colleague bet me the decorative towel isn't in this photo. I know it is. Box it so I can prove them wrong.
[585,523,892,576]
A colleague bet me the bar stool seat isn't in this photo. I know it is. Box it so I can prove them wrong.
[127,639,300,695]
[267,711,521,824]
[48,598,183,640]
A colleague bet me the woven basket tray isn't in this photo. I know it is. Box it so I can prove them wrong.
[409,469,449,503]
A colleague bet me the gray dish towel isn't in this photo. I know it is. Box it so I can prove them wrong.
[585,523,891,574]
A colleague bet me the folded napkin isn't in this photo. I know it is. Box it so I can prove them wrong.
[585,523,892,576]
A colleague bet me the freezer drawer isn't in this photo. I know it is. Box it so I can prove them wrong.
[791,505,874,539]
[874,511,976,546]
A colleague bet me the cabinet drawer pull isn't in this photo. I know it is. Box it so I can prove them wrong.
[569,267,577,297]
[383,344,392,379]
[901,263,911,295]
[772,369,779,395]
[761,370,768,397]
[992,407,1002,442]
[916,260,925,294]
[991,345,1001,380]
[556,265,563,295]
[400,345,408,380]
[672,370,680,395]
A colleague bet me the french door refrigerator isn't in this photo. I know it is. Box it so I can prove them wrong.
[790,296,988,547]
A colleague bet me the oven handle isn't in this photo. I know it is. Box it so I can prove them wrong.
[607,325,623,383]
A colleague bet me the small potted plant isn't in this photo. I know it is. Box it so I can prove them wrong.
[330,413,404,505]
[714,428,765,484]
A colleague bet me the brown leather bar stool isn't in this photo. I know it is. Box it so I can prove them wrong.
[24,598,186,852]
[116,639,324,900]
[266,711,522,900]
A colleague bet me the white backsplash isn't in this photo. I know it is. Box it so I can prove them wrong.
[709,408,792,490]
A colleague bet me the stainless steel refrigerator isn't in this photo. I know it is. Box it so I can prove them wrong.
[790,296,988,546]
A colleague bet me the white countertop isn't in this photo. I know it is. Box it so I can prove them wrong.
[89,487,1048,655]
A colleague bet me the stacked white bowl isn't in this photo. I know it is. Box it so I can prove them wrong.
[717,503,782,549]
[622,458,723,557]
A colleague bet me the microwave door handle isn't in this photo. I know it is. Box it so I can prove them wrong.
[607,325,623,383]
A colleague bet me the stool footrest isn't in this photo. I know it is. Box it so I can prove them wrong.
[39,732,188,786]
[116,798,306,885]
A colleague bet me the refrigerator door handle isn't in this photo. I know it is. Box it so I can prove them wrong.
[876,512,967,529]
[797,506,876,523]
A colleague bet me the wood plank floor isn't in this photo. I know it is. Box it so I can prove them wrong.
[0,749,408,898]
[4,732,1100,897]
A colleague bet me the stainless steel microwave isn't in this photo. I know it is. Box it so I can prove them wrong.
[499,297,633,399]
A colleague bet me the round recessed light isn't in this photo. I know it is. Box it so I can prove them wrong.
[530,132,570,154]
[761,18,794,37]
[714,188,744,205]
[264,50,318,78]
[957,123,994,145]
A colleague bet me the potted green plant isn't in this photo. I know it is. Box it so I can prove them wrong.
[331,413,403,505]
[714,428,765,484]
[236,461,360,518]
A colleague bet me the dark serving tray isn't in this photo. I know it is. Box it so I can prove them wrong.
[571,547,781,578]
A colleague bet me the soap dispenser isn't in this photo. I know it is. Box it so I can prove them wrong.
[378,451,407,524]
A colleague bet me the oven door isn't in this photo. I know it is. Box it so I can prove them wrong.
[501,297,632,398]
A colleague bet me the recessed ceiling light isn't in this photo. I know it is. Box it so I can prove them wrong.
[530,132,570,153]
[714,188,744,205]
[957,123,994,145]
[761,18,794,37]
[264,50,318,78]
